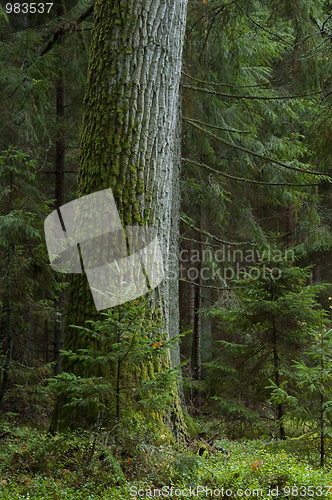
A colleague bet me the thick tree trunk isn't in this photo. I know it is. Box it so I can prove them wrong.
[53,0,188,436]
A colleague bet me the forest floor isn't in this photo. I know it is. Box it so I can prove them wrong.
[0,420,331,499]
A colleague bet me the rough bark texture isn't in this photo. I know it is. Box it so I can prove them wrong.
[54,0,188,437]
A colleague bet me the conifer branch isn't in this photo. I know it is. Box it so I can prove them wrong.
[299,30,322,44]
[183,119,331,180]
[302,37,330,58]
[184,117,253,134]
[179,279,230,291]
[236,346,272,370]
[199,4,228,61]
[7,2,95,99]
[182,71,279,89]
[240,95,274,163]
[180,217,254,247]
[183,84,326,100]
[310,13,332,41]
[182,157,321,187]
[181,236,222,248]
[190,0,238,31]
[322,13,332,29]
[240,10,293,47]
[40,3,95,57]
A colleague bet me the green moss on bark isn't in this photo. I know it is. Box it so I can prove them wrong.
[51,0,188,441]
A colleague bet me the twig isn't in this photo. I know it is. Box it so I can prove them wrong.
[224,450,231,464]
[189,0,237,31]
[86,435,97,465]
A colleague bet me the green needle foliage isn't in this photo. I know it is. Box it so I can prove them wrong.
[182,0,332,253]
[48,297,187,442]
[0,147,59,405]
[269,324,332,466]
[204,252,325,438]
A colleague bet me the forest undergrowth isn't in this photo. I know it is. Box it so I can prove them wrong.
[0,411,331,499]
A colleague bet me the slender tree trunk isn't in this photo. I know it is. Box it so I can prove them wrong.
[169,78,185,406]
[53,0,188,436]
[320,333,324,467]
[191,223,202,406]
[0,179,13,407]
[287,205,295,245]
[55,74,65,209]
[272,318,285,440]
[53,2,66,376]
[44,319,49,363]
[0,296,12,406]
[53,71,66,376]
[191,282,201,402]
[320,392,324,467]
[0,245,12,407]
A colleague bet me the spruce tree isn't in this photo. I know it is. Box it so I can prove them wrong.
[206,255,324,439]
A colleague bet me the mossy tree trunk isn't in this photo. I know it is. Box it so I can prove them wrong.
[52,0,188,438]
